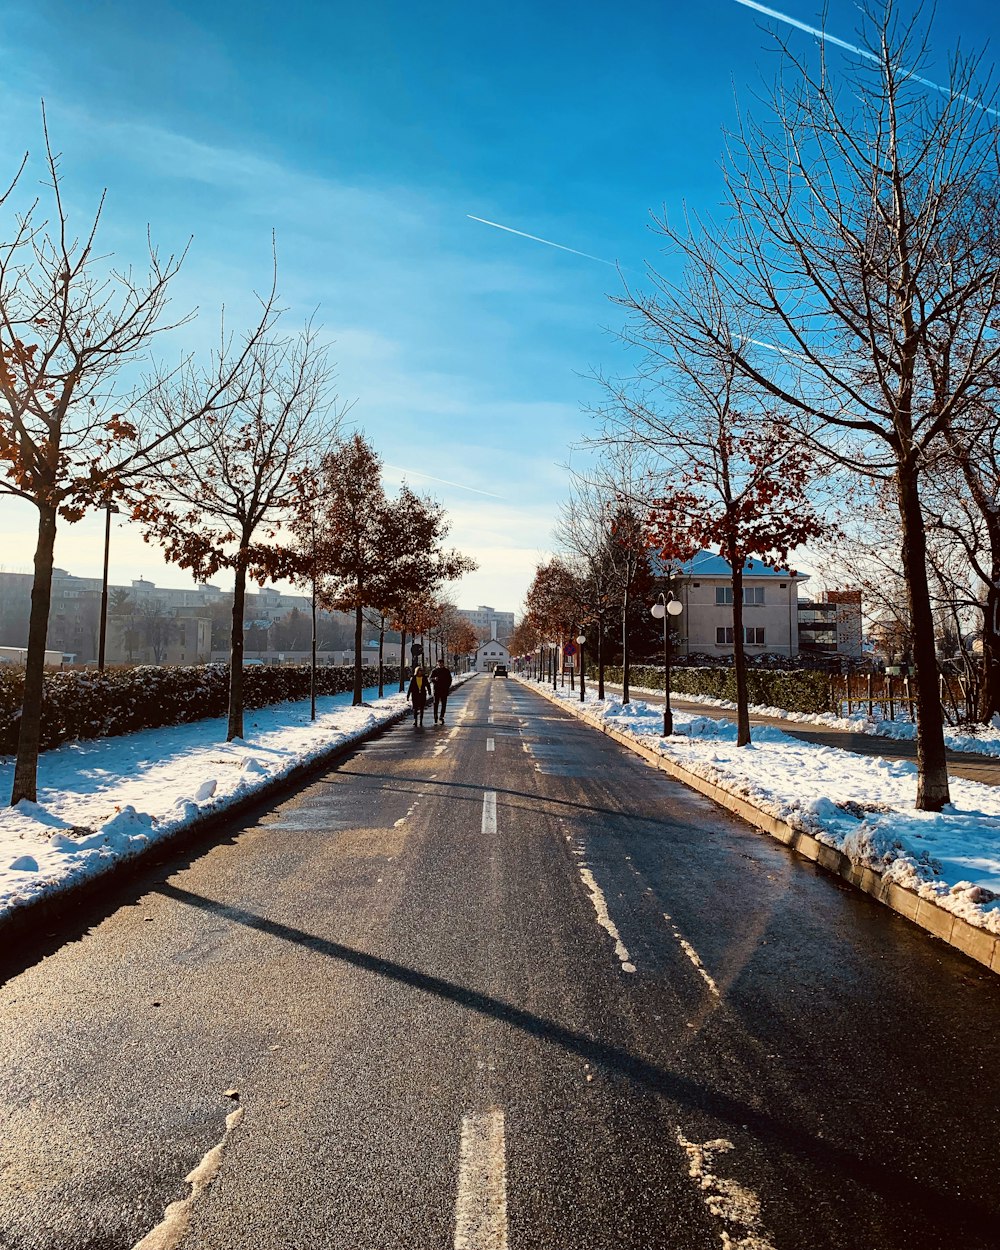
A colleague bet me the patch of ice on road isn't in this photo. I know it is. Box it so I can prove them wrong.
[676,1129,775,1250]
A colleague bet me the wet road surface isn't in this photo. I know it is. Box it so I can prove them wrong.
[1,675,999,1249]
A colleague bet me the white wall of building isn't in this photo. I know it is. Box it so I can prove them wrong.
[474,640,511,672]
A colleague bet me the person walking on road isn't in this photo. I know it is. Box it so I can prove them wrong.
[407,666,430,727]
[430,658,453,723]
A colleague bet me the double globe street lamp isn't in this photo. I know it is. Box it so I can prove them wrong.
[650,592,683,736]
[576,633,587,702]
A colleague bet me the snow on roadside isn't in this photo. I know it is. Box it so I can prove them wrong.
[627,684,1000,756]
[0,685,412,923]
[546,684,1000,935]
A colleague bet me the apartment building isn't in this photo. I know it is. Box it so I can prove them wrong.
[457,605,515,643]
[665,550,807,659]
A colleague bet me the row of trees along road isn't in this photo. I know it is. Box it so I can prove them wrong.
[595,0,1000,812]
[0,118,474,805]
[297,432,475,709]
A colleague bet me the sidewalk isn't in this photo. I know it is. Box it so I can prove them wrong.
[601,683,1000,788]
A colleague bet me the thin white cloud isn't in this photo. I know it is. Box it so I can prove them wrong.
[382,465,506,499]
[467,215,620,268]
[734,0,999,117]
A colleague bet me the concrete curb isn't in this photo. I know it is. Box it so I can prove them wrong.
[522,679,1000,976]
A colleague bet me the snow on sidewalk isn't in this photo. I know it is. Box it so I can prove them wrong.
[625,683,1000,756]
[0,685,410,923]
[540,682,1000,936]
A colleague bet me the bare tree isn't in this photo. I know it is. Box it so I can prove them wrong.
[625,2,1000,808]
[0,117,277,802]
[134,327,340,739]
[935,401,1000,721]
[554,474,619,698]
[600,272,828,744]
[136,600,181,664]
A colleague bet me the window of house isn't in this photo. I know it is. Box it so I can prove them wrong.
[717,586,765,605]
[745,626,765,645]
[716,626,734,644]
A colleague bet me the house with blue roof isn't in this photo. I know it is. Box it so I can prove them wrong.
[654,549,808,659]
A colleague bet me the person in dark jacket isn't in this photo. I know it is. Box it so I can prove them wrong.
[429,659,453,723]
[406,666,430,727]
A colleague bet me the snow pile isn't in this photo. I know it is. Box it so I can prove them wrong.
[627,684,1000,757]
[557,686,1000,934]
[0,685,411,922]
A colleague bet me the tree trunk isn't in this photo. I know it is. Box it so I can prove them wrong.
[621,587,631,705]
[978,562,1000,725]
[353,604,364,705]
[310,571,317,722]
[398,628,407,692]
[729,553,751,747]
[378,615,385,698]
[597,614,605,699]
[897,461,951,810]
[10,504,58,805]
[227,560,248,741]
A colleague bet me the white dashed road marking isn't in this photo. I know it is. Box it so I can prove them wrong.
[454,1110,508,1250]
[486,738,495,753]
[663,911,720,997]
[577,864,636,973]
[482,792,497,835]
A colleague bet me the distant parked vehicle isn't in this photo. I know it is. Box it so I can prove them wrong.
[493,664,508,678]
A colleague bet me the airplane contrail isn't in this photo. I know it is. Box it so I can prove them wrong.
[467,214,620,268]
[383,464,506,499]
[735,0,999,117]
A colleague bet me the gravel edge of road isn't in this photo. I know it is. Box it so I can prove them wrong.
[520,678,1000,978]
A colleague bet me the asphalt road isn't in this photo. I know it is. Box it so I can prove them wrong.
[2,674,999,1249]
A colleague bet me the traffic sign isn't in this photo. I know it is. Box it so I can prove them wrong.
[563,642,577,657]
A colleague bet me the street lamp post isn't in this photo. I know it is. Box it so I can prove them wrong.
[310,512,317,721]
[577,633,587,702]
[650,592,684,736]
[98,500,120,672]
[550,642,558,690]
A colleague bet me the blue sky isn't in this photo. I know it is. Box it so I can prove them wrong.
[0,0,997,613]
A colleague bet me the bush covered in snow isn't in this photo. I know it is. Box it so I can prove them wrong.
[0,664,399,754]
[597,664,832,714]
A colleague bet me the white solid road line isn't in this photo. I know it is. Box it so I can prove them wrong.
[454,1110,508,1250]
[486,738,495,752]
[482,791,497,834]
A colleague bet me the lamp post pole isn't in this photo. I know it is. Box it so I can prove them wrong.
[651,592,683,736]
[98,500,119,672]
[577,633,587,702]
[550,642,558,690]
[310,512,317,721]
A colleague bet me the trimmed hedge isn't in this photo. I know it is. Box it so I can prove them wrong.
[0,663,402,755]
[595,665,832,715]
